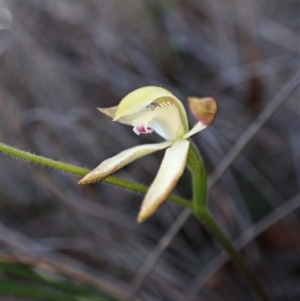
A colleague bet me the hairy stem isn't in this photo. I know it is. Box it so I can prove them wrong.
[188,141,270,301]
[196,208,270,301]
[0,142,192,210]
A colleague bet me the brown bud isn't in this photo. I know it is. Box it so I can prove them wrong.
[188,97,217,126]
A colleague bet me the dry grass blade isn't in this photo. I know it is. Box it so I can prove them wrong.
[0,222,145,301]
[260,20,300,53]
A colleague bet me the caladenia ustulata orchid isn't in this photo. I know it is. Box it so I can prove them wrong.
[0,85,270,300]
[79,86,217,222]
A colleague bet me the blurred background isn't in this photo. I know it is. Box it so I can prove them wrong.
[0,0,299,300]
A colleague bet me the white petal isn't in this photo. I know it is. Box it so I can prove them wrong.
[137,140,190,222]
[148,102,185,140]
[114,86,189,133]
[183,122,207,139]
[132,102,185,140]
[78,141,172,184]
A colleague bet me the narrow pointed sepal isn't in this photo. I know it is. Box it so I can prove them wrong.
[183,121,207,139]
[98,106,118,119]
[78,141,172,185]
[137,140,190,222]
[98,107,136,125]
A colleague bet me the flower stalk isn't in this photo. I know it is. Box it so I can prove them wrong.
[196,208,270,301]
[186,141,270,301]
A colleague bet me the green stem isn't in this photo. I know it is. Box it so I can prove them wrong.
[0,142,192,210]
[187,141,270,301]
[196,208,269,301]
[187,141,207,210]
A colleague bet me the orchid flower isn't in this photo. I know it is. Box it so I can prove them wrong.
[79,86,217,222]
